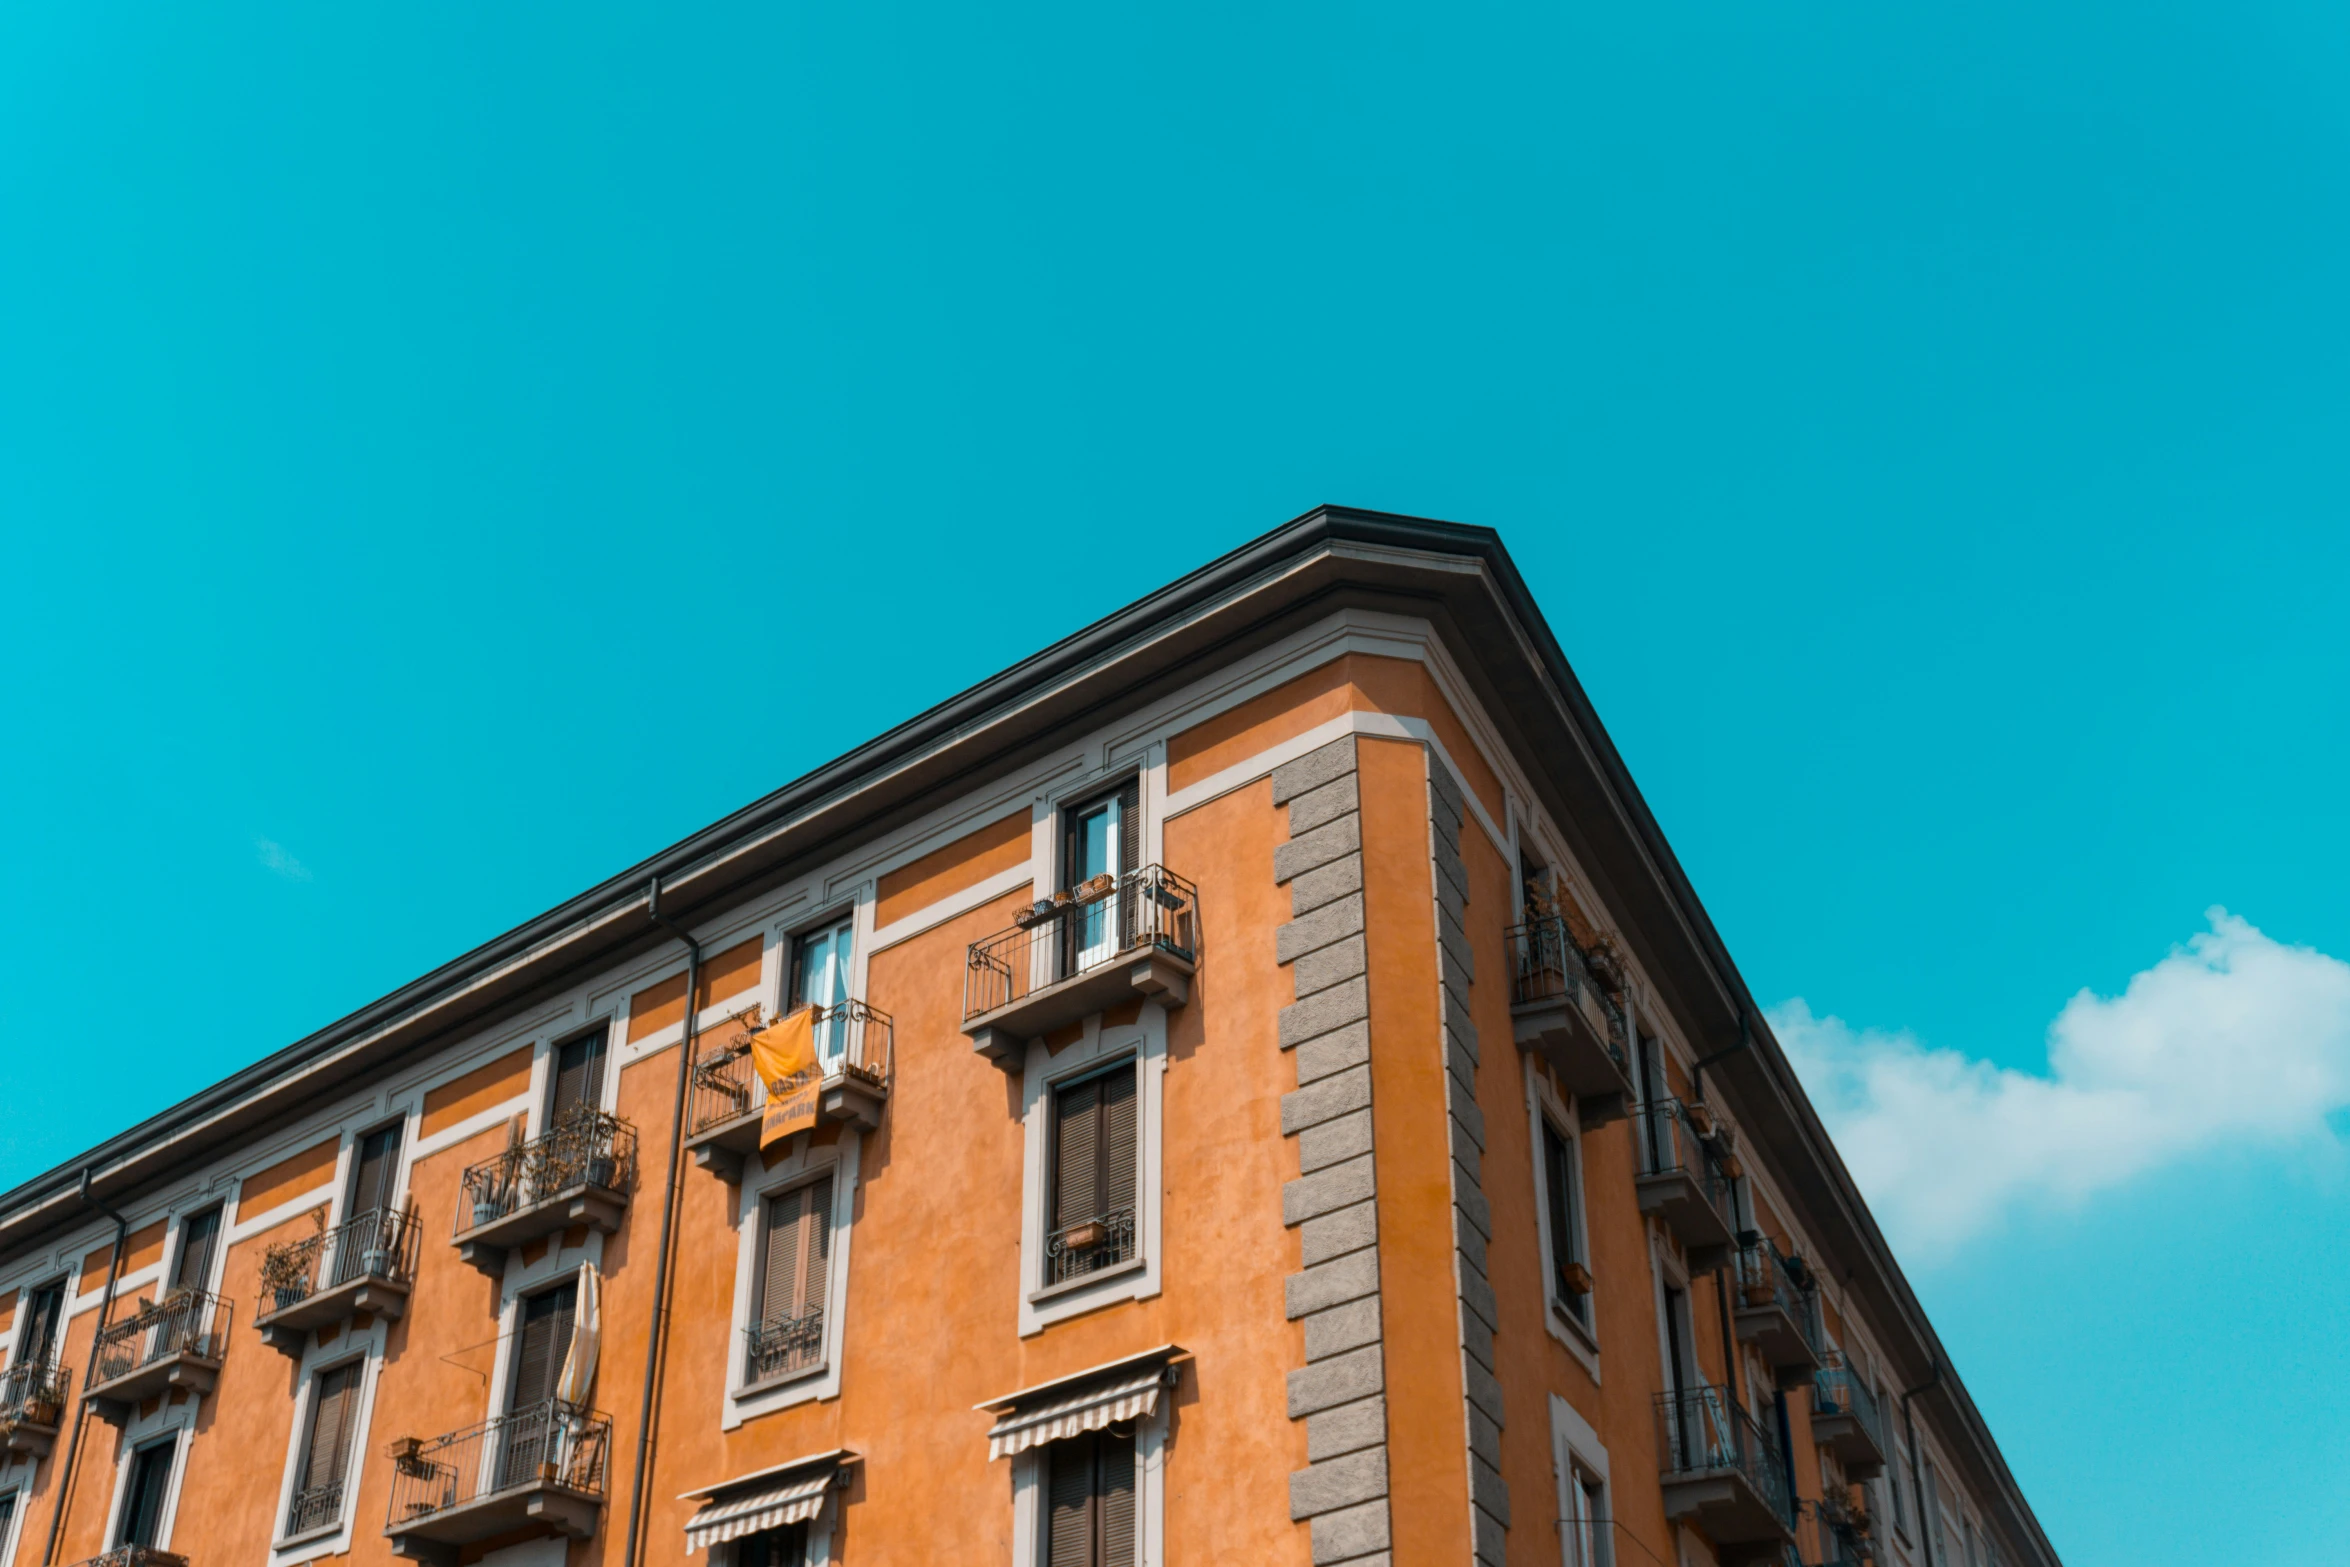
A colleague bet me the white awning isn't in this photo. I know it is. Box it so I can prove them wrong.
[682,1452,850,1552]
[980,1347,1182,1461]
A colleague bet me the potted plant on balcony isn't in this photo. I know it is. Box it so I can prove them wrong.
[1557,1260,1593,1296]
[384,1434,426,1474]
[1061,1218,1108,1251]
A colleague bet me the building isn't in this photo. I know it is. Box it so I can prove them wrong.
[0,508,2058,1567]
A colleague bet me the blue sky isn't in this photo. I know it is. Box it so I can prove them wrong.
[3,0,2346,1560]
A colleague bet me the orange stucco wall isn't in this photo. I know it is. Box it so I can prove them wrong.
[874,810,1031,927]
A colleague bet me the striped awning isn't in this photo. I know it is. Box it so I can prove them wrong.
[682,1452,849,1553]
[980,1347,1183,1461]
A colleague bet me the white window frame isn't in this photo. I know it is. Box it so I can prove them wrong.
[1525,1057,1600,1376]
[724,1134,858,1429]
[1018,1007,1166,1337]
[268,1345,383,1558]
[1007,1404,1167,1567]
[0,1484,26,1567]
[1550,1393,1612,1567]
[103,1419,190,1552]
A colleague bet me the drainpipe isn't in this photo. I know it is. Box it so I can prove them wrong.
[1902,1357,1944,1567]
[1690,1012,1750,1100]
[621,876,702,1567]
[43,1168,129,1567]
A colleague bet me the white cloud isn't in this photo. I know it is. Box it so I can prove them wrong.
[1771,909,2350,1259]
[255,837,313,882]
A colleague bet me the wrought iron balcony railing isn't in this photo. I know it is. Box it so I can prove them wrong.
[1045,1204,1137,1287]
[68,1549,188,1567]
[1810,1361,1890,1478]
[286,1478,346,1536]
[743,1307,826,1386]
[1631,1099,1737,1267]
[455,1111,636,1238]
[1507,916,1627,1060]
[260,1206,419,1318]
[964,865,1199,1023]
[90,1289,230,1391]
[688,1000,895,1140]
[0,1358,69,1426]
[1656,1385,1796,1533]
[1734,1240,1825,1383]
[386,1398,611,1526]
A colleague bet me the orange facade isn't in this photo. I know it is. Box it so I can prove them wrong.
[0,511,2054,1567]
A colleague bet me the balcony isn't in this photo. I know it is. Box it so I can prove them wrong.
[1809,1364,1888,1480]
[452,1111,635,1278]
[254,1206,420,1357]
[963,866,1198,1069]
[85,1290,230,1425]
[742,1306,826,1388]
[1633,1100,1736,1269]
[384,1398,611,1564]
[1655,1386,1796,1550]
[1507,917,1635,1127]
[1733,1241,1823,1390]
[0,1358,69,1458]
[1802,1491,1878,1567]
[685,1001,896,1180]
[1045,1205,1138,1290]
[68,1551,188,1567]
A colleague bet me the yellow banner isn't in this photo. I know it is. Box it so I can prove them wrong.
[750,1006,821,1153]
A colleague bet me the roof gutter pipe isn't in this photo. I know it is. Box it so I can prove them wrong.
[621,877,702,1567]
[43,1167,129,1567]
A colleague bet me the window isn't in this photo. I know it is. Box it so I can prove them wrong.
[1923,1460,1946,1561]
[791,916,855,1062]
[1540,1116,1590,1326]
[171,1208,221,1295]
[1887,1434,1911,1537]
[1044,1428,1136,1567]
[548,1026,610,1122]
[500,1282,578,1489]
[747,1177,833,1386]
[1061,780,1139,974]
[287,1361,362,1535]
[738,1525,808,1567]
[1047,1060,1138,1288]
[0,1492,17,1561]
[336,1122,405,1288]
[116,1437,176,1547]
[12,1280,64,1369]
[1560,1461,1608,1567]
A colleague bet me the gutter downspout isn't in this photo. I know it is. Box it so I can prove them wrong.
[622,877,702,1567]
[1902,1357,1944,1567]
[43,1168,129,1567]
[1690,1012,1750,1099]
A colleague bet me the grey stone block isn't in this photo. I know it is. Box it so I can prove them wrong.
[1283,1064,1372,1135]
[1454,1210,1488,1277]
[1298,1107,1374,1173]
[1285,1154,1377,1226]
[1294,935,1369,999]
[1454,1180,1491,1241]
[1460,1300,1494,1370]
[1472,1455,1512,1526]
[1286,1246,1379,1319]
[1467,1402,1502,1471]
[1291,1447,1388,1519]
[1290,854,1365,918]
[1447,1078,1486,1150]
[1450,1142,1482,1192]
[1445,1031,1478,1095]
[1307,1396,1386,1462]
[1303,1295,1382,1360]
[1275,815,1362,884]
[1310,1499,1392,1561]
[1300,1200,1378,1266]
[1459,1264,1498,1331]
[1444,1013,1481,1065]
[1286,773,1361,833]
[1272,736,1358,804]
[1472,1501,1508,1566]
[1295,1020,1372,1084]
[1279,892,1366,965]
[1288,1345,1384,1417]
[1281,977,1369,1049]
[1463,1350,1506,1424]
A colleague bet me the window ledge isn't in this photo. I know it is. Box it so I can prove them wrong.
[1549,1297,1599,1350]
[1028,1256,1146,1306]
[273,1520,344,1551]
[734,1362,830,1400]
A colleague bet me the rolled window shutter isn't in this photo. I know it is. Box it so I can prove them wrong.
[23,1283,64,1366]
[1098,1427,1137,1567]
[510,1282,577,1409]
[797,1177,833,1320]
[304,1363,358,1491]
[1101,1066,1138,1218]
[1053,1078,1103,1231]
[1046,1439,1096,1567]
[351,1125,402,1217]
[1117,778,1141,946]
[173,1209,221,1294]
[762,1187,807,1326]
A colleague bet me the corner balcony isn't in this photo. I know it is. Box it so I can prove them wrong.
[1507,917,1634,1127]
[963,866,1198,1069]
[1633,1100,1736,1269]
[384,1398,611,1565]
[685,1001,896,1180]
[1733,1241,1824,1390]
[452,1112,635,1279]
[254,1206,420,1357]
[84,1290,230,1425]
[1809,1364,1888,1480]
[0,1359,69,1458]
[1656,1387,1797,1551]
